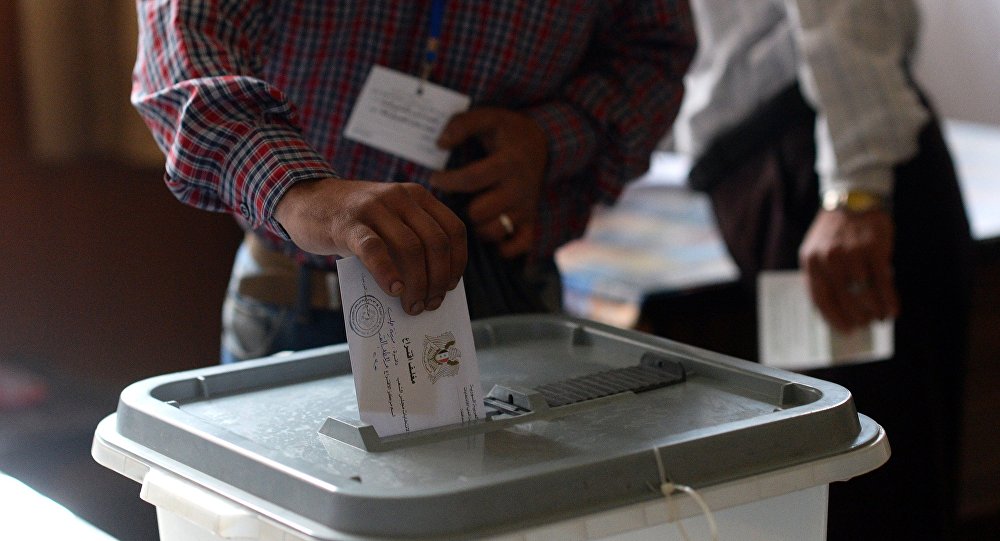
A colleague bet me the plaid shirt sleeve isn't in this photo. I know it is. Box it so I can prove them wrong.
[131,0,336,239]
[524,0,696,257]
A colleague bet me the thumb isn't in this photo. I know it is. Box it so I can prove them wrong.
[437,108,500,149]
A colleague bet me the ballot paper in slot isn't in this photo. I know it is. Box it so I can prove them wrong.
[336,256,485,437]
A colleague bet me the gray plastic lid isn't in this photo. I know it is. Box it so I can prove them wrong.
[94,315,885,539]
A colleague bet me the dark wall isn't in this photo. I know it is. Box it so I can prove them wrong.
[0,4,243,389]
[1,6,242,540]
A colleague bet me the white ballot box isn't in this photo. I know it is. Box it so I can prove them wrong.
[92,315,888,541]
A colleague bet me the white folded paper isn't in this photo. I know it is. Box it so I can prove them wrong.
[758,270,893,371]
[336,257,485,437]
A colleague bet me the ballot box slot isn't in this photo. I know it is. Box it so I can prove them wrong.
[535,357,685,407]
[318,356,686,452]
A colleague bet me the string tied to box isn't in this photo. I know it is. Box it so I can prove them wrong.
[652,445,719,541]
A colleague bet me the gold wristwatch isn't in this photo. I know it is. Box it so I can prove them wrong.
[821,189,886,213]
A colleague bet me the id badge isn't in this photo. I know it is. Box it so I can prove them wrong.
[344,65,470,170]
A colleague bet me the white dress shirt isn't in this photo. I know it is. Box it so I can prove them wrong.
[673,0,930,196]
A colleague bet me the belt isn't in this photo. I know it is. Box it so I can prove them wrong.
[237,233,341,310]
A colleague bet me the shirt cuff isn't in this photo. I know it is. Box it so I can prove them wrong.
[524,101,599,182]
[224,125,339,240]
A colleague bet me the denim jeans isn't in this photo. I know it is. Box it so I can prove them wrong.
[220,243,347,364]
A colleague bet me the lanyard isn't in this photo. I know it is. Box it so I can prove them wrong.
[419,0,446,88]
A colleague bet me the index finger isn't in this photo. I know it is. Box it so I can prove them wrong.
[429,154,507,193]
[868,260,899,320]
[437,109,501,149]
[803,255,855,333]
[413,188,468,291]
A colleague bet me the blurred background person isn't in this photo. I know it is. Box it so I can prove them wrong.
[671,1,973,539]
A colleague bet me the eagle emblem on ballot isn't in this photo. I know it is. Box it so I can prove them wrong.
[423,331,462,383]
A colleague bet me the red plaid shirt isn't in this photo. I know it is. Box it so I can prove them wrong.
[133,0,695,266]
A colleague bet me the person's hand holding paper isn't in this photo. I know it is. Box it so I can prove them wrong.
[278,65,473,317]
[757,208,897,370]
[798,208,899,332]
[337,256,485,437]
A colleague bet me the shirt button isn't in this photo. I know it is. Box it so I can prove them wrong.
[239,203,251,219]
